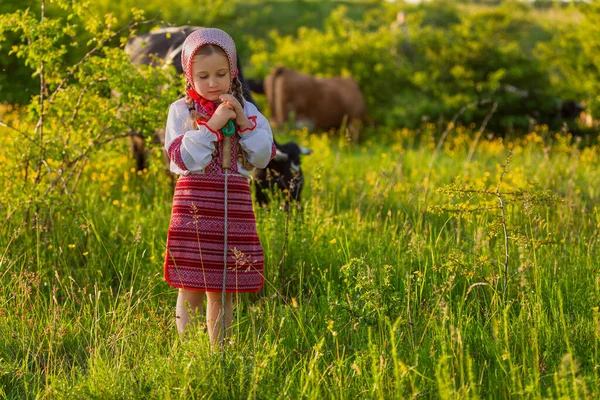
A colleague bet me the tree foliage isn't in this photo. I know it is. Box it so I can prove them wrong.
[248,1,594,132]
[537,1,600,120]
[0,0,181,218]
[2,0,599,136]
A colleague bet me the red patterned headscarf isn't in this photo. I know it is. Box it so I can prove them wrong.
[181,28,238,102]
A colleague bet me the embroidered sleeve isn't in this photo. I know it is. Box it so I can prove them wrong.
[164,101,218,173]
[238,116,258,133]
[197,118,223,141]
[167,135,188,171]
[238,110,274,169]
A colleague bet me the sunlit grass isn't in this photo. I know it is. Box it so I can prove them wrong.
[1,115,600,397]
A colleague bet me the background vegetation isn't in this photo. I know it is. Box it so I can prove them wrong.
[1,0,600,398]
[2,0,599,131]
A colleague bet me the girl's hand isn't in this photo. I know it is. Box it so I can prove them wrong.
[206,103,236,133]
[220,94,252,131]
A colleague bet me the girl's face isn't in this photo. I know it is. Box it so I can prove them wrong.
[191,52,231,102]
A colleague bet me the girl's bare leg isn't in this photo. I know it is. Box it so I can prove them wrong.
[176,288,204,336]
[206,291,233,347]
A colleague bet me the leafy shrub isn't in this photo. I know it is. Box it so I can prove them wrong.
[537,1,600,122]
[337,257,400,325]
[249,6,406,127]
[249,2,563,132]
[406,2,557,131]
[0,1,180,219]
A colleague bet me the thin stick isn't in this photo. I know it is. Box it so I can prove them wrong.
[407,271,415,351]
[221,134,232,359]
[0,121,44,150]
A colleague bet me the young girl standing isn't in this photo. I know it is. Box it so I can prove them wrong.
[163,28,275,345]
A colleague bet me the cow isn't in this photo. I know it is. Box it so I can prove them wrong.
[125,27,312,207]
[245,77,266,95]
[264,66,367,142]
[253,142,312,209]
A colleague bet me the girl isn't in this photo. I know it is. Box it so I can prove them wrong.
[163,28,275,346]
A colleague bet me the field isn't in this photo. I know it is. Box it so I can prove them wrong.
[2,0,600,397]
[2,114,600,397]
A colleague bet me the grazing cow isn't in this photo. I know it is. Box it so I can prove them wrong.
[264,66,366,142]
[253,142,312,208]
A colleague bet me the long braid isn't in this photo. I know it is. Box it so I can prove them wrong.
[231,77,245,110]
[231,76,254,171]
[184,83,202,128]
[185,83,217,157]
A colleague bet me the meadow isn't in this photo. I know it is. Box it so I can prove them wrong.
[2,112,600,397]
[2,0,600,398]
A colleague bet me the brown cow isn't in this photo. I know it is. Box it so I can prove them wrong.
[264,66,366,142]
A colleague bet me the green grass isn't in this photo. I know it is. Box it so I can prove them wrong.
[1,126,600,398]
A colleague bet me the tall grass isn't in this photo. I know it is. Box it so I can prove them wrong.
[1,124,600,398]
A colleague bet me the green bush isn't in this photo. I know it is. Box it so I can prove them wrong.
[249,6,409,127]
[406,2,557,131]
[0,1,180,218]
[249,2,563,132]
[537,1,600,122]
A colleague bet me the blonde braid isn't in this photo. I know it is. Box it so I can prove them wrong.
[185,83,218,157]
[184,84,202,128]
[231,77,245,110]
[231,77,254,171]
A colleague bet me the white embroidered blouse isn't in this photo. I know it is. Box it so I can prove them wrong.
[164,98,274,177]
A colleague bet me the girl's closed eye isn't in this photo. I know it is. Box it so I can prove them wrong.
[197,73,227,79]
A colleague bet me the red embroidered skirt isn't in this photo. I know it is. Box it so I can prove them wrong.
[164,173,264,292]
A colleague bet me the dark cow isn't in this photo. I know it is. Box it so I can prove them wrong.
[245,78,266,95]
[253,142,312,208]
[126,27,312,207]
[559,100,585,119]
[264,66,366,142]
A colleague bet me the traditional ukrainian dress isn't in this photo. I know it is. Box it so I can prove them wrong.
[163,98,275,292]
